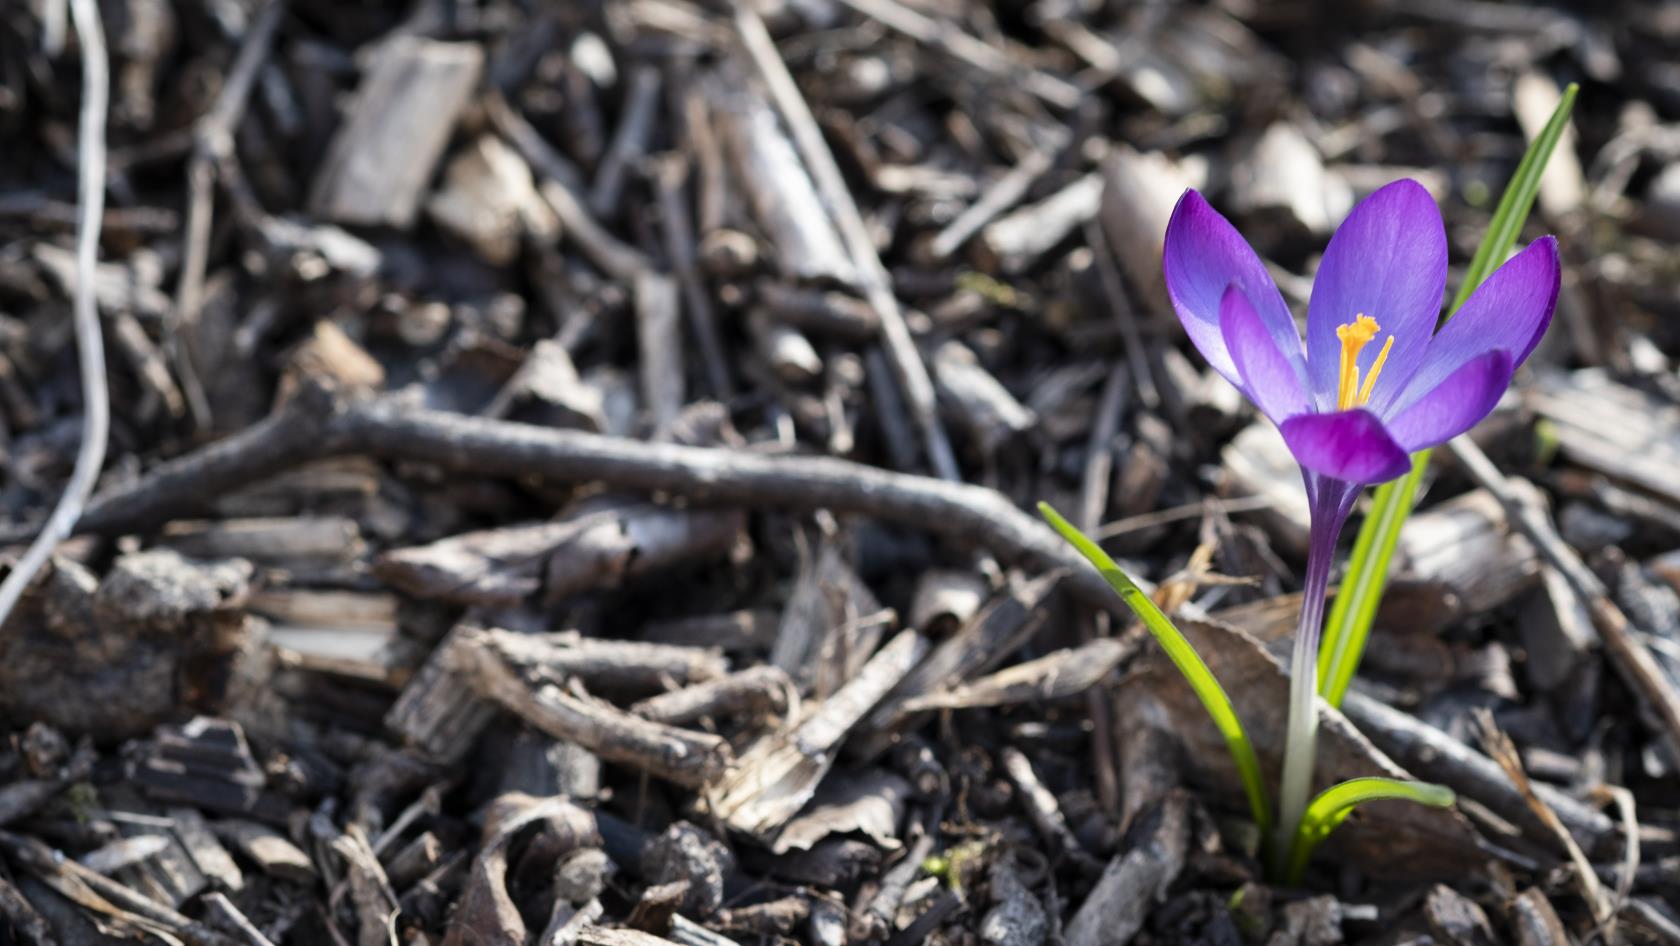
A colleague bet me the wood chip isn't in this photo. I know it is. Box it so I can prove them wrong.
[215,820,316,884]
[308,38,484,227]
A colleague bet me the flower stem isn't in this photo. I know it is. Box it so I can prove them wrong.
[1272,480,1353,879]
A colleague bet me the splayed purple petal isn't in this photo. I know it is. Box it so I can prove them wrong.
[1384,350,1514,452]
[1304,181,1447,410]
[1220,286,1310,424]
[1385,236,1558,417]
[1279,410,1413,485]
[1163,190,1304,393]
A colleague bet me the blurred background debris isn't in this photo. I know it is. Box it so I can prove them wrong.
[0,0,1677,942]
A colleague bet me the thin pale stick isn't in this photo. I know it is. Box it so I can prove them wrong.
[0,0,110,631]
[171,0,288,428]
[1476,709,1611,928]
[734,5,959,481]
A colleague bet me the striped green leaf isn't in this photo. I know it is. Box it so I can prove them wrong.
[1038,502,1271,834]
[1286,777,1455,883]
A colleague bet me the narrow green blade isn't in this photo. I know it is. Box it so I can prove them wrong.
[1285,777,1455,883]
[1449,82,1581,313]
[1318,83,1579,708]
[1317,454,1426,707]
[1038,502,1271,833]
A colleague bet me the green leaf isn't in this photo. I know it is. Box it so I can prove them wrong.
[1285,777,1455,884]
[1318,83,1579,709]
[1316,454,1426,707]
[1037,502,1271,834]
[1448,82,1580,314]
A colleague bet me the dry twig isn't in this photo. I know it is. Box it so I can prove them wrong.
[1475,709,1612,929]
[734,7,959,480]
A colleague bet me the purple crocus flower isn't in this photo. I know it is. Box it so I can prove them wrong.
[1160,178,1558,861]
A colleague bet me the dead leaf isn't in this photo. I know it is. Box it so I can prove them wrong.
[774,769,911,853]
[1136,616,1483,879]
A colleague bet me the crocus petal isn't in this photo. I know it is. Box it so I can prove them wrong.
[1220,286,1310,423]
[1304,180,1447,409]
[1384,350,1513,452]
[1382,237,1558,417]
[1279,410,1413,485]
[1163,189,1305,392]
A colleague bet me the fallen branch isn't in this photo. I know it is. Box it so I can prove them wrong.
[69,387,1139,618]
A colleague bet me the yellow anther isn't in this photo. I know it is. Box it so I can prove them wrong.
[1357,335,1394,406]
[1335,314,1389,410]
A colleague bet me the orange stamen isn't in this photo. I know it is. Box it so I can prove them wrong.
[1335,314,1389,410]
